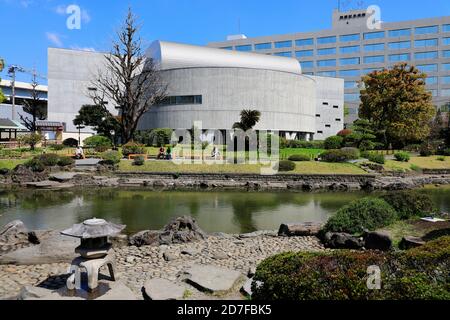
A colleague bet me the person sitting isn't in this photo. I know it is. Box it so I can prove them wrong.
[211,146,220,159]
[75,146,85,159]
[165,146,172,160]
[157,146,165,160]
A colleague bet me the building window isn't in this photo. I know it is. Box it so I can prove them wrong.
[364,43,385,52]
[388,28,411,37]
[415,25,439,35]
[317,131,323,134]
[220,46,233,50]
[300,61,314,69]
[388,41,411,50]
[415,39,438,48]
[158,95,203,106]
[335,119,342,122]
[325,125,331,128]
[442,76,450,84]
[444,25,450,32]
[316,71,337,77]
[443,38,450,46]
[389,53,410,62]
[274,51,292,57]
[318,47,337,55]
[443,63,450,71]
[295,49,314,57]
[340,57,360,66]
[333,105,339,109]
[442,89,450,97]
[429,89,438,97]
[340,45,360,54]
[235,44,252,51]
[275,40,292,48]
[364,68,383,74]
[364,55,385,64]
[316,114,321,117]
[295,38,314,46]
[255,43,272,50]
[317,59,337,67]
[443,50,450,58]
[417,64,438,73]
[426,77,438,85]
[340,34,360,42]
[344,81,358,89]
[363,31,385,40]
[340,69,361,77]
[415,51,438,60]
[344,93,360,101]
[323,102,329,105]
[317,36,337,45]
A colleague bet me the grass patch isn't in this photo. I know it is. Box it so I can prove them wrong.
[118,159,367,175]
[384,156,450,172]
[280,148,324,160]
[0,159,28,170]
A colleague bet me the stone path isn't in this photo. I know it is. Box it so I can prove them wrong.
[0,234,324,300]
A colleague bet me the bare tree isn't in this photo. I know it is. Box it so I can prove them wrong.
[89,8,167,144]
[20,74,46,132]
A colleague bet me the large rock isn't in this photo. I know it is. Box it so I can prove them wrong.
[159,216,206,245]
[399,236,426,250]
[142,278,185,300]
[0,220,39,249]
[323,232,364,249]
[0,231,78,265]
[128,230,161,247]
[183,264,243,295]
[278,222,323,237]
[363,231,392,251]
[49,172,79,182]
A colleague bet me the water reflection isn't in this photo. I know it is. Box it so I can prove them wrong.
[0,188,448,234]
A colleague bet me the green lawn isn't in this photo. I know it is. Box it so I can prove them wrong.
[118,159,367,175]
[280,148,325,160]
[384,156,450,172]
[0,159,28,170]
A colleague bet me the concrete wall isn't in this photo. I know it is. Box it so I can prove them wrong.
[138,67,317,134]
[47,48,117,133]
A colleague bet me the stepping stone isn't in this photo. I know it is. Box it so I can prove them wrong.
[49,172,79,182]
[183,264,243,295]
[278,222,323,237]
[143,278,185,300]
[26,181,61,189]
[399,236,426,250]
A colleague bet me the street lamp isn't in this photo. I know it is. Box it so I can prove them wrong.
[76,124,85,146]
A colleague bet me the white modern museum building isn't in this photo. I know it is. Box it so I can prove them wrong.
[47,41,344,142]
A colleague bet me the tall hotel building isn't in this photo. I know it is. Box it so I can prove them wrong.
[208,9,450,123]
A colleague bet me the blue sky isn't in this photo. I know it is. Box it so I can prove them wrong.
[1,0,449,83]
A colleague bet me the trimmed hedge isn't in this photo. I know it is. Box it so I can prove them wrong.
[122,142,146,157]
[132,155,145,166]
[83,135,112,152]
[394,151,410,162]
[24,154,74,172]
[324,136,343,149]
[320,148,359,163]
[380,191,435,220]
[101,150,122,165]
[322,197,397,234]
[285,140,324,149]
[252,236,450,300]
[277,160,296,172]
[288,154,310,162]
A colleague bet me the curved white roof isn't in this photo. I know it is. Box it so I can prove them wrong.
[147,41,302,74]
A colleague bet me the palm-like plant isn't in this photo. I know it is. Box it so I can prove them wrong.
[232,109,261,131]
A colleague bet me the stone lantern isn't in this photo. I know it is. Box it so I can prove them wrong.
[61,218,125,291]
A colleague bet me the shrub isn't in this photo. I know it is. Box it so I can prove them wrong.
[380,191,435,220]
[324,136,343,149]
[36,153,60,166]
[83,135,112,152]
[49,144,65,151]
[337,129,353,137]
[443,149,450,156]
[101,150,122,164]
[24,158,45,172]
[359,140,376,151]
[320,148,359,163]
[437,156,446,161]
[288,154,310,162]
[57,156,75,167]
[394,151,410,162]
[410,164,422,172]
[252,237,450,300]
[63,138,79,147]
[122,141,146,157]
[277,160,296,172]
[419,143,433,157]
[322,197,397,234]
[365,152,385,164]
[148,128,173,147]
[132,156,145,166]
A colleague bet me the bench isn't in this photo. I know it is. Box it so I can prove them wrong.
[128,154,148,160]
